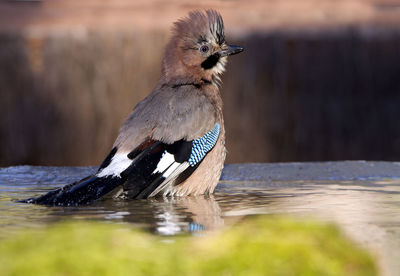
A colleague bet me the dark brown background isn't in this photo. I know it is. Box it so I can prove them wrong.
[1,0,400,166]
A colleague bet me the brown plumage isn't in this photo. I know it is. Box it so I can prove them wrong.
[21,10,243,206]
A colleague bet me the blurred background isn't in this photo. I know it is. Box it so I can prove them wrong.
[1,0,400,166]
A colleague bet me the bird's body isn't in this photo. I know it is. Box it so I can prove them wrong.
[108,81,226,198]
[21,10,242,206]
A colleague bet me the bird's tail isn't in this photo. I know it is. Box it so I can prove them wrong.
[18,175,124,206]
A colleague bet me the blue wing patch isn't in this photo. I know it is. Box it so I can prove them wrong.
[188,123,220,167]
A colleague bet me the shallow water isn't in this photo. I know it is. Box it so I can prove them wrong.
[1,163,400,275]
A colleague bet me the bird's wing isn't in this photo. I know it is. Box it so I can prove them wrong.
[112,123,221,199]
[22,124,220,206]
[99,85,220,198]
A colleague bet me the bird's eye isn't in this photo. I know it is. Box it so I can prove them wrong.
[200,45,209,53]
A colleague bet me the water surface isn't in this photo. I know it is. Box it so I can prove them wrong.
[1,162,400,275]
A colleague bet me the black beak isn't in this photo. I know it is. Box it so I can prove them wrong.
[219,45,244,57]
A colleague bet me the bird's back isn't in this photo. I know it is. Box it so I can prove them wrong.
[115,84,218,151]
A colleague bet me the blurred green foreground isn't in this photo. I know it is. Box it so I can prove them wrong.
[0,216,376,276]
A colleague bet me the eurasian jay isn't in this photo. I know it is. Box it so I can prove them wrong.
[22,10,243,206]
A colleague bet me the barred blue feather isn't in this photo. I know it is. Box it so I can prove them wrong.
[188,123,220,166]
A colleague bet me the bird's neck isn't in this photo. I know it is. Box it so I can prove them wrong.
[157,75,224,121]
[158,76,211,88]
[205,83,223,112]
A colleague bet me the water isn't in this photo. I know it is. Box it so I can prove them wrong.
[1,162,400,275]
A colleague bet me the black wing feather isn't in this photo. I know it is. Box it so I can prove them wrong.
[19,136,204,206]
[119,139,195,198]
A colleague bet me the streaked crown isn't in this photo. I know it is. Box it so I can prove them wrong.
[173,10,225,47]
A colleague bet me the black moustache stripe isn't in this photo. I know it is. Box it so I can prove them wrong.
[201,54,220,70]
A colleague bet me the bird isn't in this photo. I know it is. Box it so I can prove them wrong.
[20,10,243,206]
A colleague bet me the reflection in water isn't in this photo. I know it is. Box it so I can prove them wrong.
[1,179,400,275]
[92,195,225,235]
[153,196,224,235]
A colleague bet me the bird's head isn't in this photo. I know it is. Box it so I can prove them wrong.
[161,10,243,85]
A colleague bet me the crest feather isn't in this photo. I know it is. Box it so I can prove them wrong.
[173,10,225,45]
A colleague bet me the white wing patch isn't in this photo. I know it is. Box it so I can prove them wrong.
[148,151,190,197]
[149,162,190,197]
[152,152,175,175]
[97,153,132,178]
